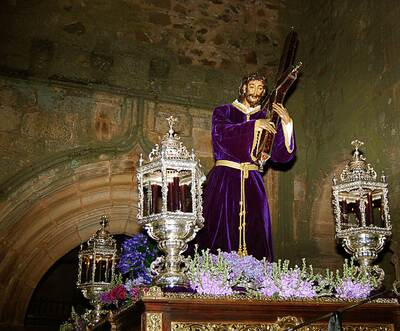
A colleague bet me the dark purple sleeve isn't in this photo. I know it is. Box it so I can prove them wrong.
[269,121,296,163]
[212,105,256,163]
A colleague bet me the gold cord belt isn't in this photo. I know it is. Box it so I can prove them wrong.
[215,160,259,256]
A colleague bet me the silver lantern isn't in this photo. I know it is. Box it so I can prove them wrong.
[332,140,391,281]
[137,116,205,288]
[77,215,117,324]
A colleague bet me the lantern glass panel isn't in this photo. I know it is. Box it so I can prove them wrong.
[94,256,101,281]
[81,255,94,284]
[80,258,85,283]
[94,255,111,283]
[348,199,362,227]
[105,257,113,282]
[180,182,192,213]
[142,171,162,215]
[143,184,150,216]
[166,169,193,212]
[371,192,385,227]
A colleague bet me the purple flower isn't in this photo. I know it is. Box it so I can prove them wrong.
[129,287,141,301]
[221,252,265,285]
[190,271,233,296]
[124,280,142,303]
[100,291,115,305]
[296,280,317,298]
[260,269,316,299]
[336,279,372,299]
[260,277,279,297]
[117,233,159,283]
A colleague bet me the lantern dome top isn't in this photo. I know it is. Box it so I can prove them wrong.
[339,140,377,183]
[141,116,195,165]
[85,215,116,252]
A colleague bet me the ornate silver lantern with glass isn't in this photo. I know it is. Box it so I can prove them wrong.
[332,140,391,283]
[137,116,205,288]
[77,215,117,324]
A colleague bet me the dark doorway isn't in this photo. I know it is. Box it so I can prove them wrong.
[24,234,130,331]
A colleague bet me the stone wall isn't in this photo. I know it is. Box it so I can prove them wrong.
[282,0,400,280]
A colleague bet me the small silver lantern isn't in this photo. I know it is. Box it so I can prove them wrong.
[137,116,205,287]
[77,215,117,323]
[332,140,391,279]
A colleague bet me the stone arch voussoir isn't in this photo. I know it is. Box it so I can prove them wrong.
[0,155,142,327]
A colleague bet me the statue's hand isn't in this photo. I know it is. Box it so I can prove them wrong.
[272,103,291,125]
[256,119,276,134]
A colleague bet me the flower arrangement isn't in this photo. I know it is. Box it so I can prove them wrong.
[64,234,382,331]
[186,249,233,295]
[260,259,319,298]
[97,236,381,314]
[221,251,265,288]
[99,275,146,309]
[332,259,375,299]
[99,233,160,309]
[185,247,380,300]
[117,233,159,284]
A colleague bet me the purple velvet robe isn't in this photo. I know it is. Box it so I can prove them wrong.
[197,103,296,261]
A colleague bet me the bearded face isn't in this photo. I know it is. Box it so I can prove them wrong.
[242,80,265,107]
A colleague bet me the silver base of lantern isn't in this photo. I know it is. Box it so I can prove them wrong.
[340,230,389,265]
[79,284,110,324]
[144,215,201,289]
[339,229,389,285]
[153,271,190,288]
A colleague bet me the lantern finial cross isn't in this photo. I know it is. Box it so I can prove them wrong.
[351,139,364,151]
[351,139,364,160]
[167,116,178,136]
[100,215,108,228]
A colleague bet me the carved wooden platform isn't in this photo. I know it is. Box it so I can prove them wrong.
[95,289,400,331]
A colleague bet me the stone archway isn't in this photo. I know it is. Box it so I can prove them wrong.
[0,154,141,329]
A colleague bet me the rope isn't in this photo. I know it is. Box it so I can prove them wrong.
[216,160,259,256]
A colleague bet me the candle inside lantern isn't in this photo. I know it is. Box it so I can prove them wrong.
[143,185,149,216]
[180,184,188,212]
[151,184,161,213]
[167,176,182,211]
[105,258,109,282]
[366,192,374,225]
[186,184,193,212]
[94,257,101,282]
[167,182,174,211]
[82,257,90,283]
[373,198,385,227]
[86,257,93,283]
[355,199,362,226]
[173,177,180,211]
[346,201,357,226]
[339,199,348,225]
[101,258,108,282]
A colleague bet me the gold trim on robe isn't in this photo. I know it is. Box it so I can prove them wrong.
[232,100,261,121]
